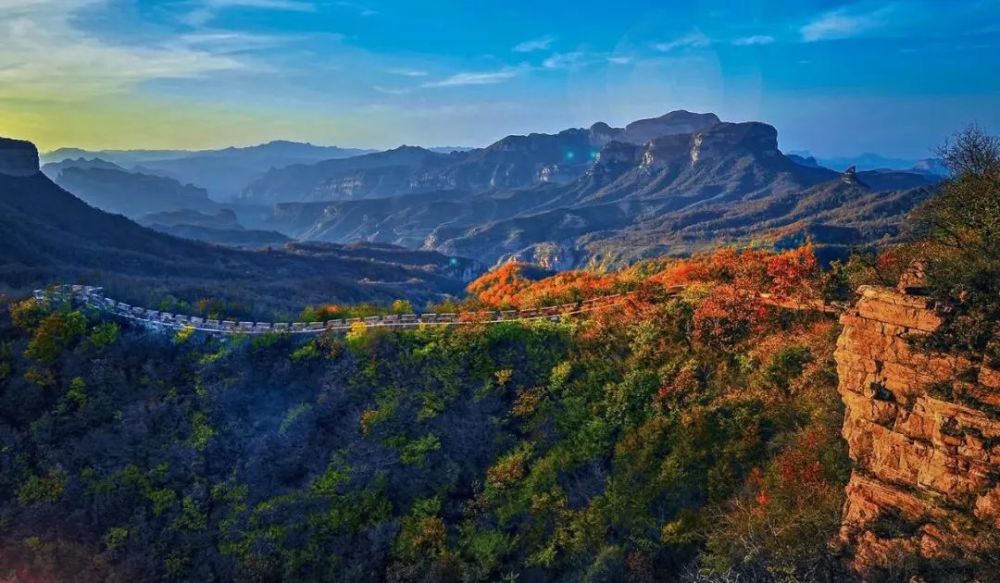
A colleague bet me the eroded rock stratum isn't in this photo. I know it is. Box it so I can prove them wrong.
[835,285,1000,576]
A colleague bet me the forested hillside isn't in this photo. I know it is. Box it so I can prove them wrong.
[1,245,858,581]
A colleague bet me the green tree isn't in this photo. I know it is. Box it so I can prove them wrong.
[25,311,87,364]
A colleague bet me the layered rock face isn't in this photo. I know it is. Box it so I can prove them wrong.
[0,137,40,177]
[835,285,1000,577]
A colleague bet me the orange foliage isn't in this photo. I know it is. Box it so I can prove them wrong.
[467,245,823,325]
[466,263,536,309]
[652,247,770,290]
[651,245,821,299]
[467,263,620,309]
[692,284,768,348]
[765,244,819,300]
[518,271,618,307]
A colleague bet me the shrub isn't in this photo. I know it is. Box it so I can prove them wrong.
[26,311,87,364]
[87,322,120,350]
[17,469,67,505]
[693,285,767,348]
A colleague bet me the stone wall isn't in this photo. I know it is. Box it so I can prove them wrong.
[35,284,634,336]
[834,285,1000,576]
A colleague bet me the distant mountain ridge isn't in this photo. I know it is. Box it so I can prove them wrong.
[259,115,940,269]
[789,150,949,176]
[1,137,477,314]
[42,141,376,200]
[42,159,219,217]
[137,209,292,249]
[23,110,943,274]
[240,110,723,204]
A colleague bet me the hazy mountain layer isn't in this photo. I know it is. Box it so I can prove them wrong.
[1,138,477,315]
[240,110,722,204]
[45,163,219,218]
[43,141,375,200]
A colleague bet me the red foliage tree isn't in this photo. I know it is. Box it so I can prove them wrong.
[765,244,820,300]
[692,284,768,348]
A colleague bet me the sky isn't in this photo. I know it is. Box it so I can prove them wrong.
[1,0,998,158]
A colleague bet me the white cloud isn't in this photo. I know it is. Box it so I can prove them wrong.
[423,68,522,88]
[0,1,250,99]
[184,0,316,27]
[653,32,711,52]
[335,1,378,17]
[542,52,585,69]
[542,51,626,70]
[372,85,411,95]
[386,68,429,77]
[800,4,893,42]
[732,35,774,46]
[513,35,555,52]
[179,30,305,52]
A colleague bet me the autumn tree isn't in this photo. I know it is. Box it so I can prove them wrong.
[911,126,1000,354]
[766,244,820,300]
[692,285,768,348]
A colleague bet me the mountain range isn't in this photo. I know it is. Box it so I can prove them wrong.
[788,150,949,175]
[137,209,292,249]
[42,141,376,200]
[246,113,939,269]
[1,137,480,317]
[240,110,722,204]
[23,109,943,274]
[42,158,220,217]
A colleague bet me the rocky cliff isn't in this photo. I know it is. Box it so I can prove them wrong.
[835,285,1000,578]
[0,137,40,177]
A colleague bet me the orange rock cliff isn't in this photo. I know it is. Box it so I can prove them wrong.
[834,284,1000,576]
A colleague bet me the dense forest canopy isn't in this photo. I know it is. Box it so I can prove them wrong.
[1,244,857,582]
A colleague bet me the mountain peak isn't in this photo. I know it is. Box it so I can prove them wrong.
[840,165,868,187]
[623,110,720,145]
[688,121,779,163]
[656,109,721,123]
[0,137,40,177]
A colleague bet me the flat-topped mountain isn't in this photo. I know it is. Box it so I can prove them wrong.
[240,110,722,204]
[621,109,721,144]
[0,137,40,177]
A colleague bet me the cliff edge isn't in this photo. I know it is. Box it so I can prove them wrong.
[835,285,1000,577]
[0,137,40,177]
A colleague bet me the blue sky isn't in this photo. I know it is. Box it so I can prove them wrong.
[1,0,998,157]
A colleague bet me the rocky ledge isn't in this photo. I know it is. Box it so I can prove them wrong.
[0,137,40,177]
[834,285,1000,577]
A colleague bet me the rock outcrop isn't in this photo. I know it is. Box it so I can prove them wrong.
[0,137,40,177]
[835,285,1000,577]
[621,110,720,145]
